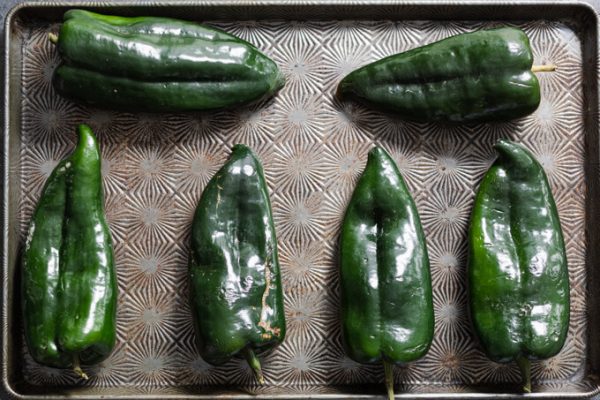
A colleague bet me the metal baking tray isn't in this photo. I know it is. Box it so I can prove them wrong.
[3,1,600,398]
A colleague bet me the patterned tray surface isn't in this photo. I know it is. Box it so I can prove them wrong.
[14,16,590,395]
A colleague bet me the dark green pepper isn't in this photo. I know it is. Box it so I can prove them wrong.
[469,139,569,392]
[22,124,117,377]
[339,147,433,400]
[189,144,286,383]
[337,27,552,123]
[51,10,285,112]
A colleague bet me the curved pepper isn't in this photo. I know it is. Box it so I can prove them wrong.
[339,147,433,400]
[189,144,286,383]
[337,27,546,123]
[22,124,117,377]
[468,139,569,392]
[51,10,284,112]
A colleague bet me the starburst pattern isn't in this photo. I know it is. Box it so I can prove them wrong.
[322,97,375,143]
[271,140,324,193]
[433,284,469,339]
[104,193,128,244]
[101,142,128,196]
[120,241,185,293]
[472,357,521,384]
[523,137,583,188]
[22,95,81,146]
[23,31,60,99]
[272,94,324,143]
[122,289,181,343]
[429,239,467,289]
[21,140,70,197]
[125,143,177,195]
[166,111,228,145]
[279,239,328,292]
[126,193,178,244]
[273,23,323,96]
[372,20,422,58]
[82,108,137,146]
[520,92,581,144]
[421,137,476,193]
[322,43,372,91]
[23,351,76,386]
[273,191,325,243]
[419,21,470,43]
[124,341,178,386]
[220,99,277,146]
[532,336,583,381]
[420,190,473,244]
[533,39,582,95]
[128,113,175,145]
[323,20,374,48]
[84,345,129,387]
[174,339,224,386]
[322,140,370,191]
[420,337,477,383]
[323,337,379,385]
[285,290,335,343]
[375,133,424,192]
[214,20,279,49]
[270,339,329,385]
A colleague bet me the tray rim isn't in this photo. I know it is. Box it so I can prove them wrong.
[3,0,600,399]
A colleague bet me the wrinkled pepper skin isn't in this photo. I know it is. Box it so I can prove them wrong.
[337,27,540,123]
[189,144,285,383]
[22,124,117,375]
[340,147,433,400]
[52,10,285,112]
[469,139,569,392]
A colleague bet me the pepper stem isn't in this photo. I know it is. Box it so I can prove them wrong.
[73,355,89,380]
[516,356,531,393]
[383,360,394,400]
[48,33,59,44]
[243,347,265,384]
[531,64,556,73]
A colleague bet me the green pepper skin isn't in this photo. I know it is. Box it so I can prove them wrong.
[189,144,285,383]
[337,27,540,123]
[22,159,70,368]
[469,139,569,392]
[52,10,284,112]
[22,124,117,374]
[340,147,433,400]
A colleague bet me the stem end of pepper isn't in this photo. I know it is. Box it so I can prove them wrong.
[383,360,394,400]
[244,347,265,385]
[48,32,59,45]
[72,355,89,380]
[531,64,556,73]
[516,356,531,393]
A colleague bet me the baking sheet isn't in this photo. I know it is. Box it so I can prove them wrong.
[3,2,600,398]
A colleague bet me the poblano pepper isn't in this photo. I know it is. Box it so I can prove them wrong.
[189,144,285,383]
[50,10,285,112]
[469,139,569,392]
[340,147,434,400]
[337,27,554,123]
[22,124,117,378]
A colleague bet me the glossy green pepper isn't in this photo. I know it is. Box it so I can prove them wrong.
[337,27,552,123]
[339,147,434,400]
[22,124,117,378]
[469,139,569,392]
[189,144,286,383]
[51,10,284,112]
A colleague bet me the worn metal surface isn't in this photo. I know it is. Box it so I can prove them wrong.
[3,1,600,398]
